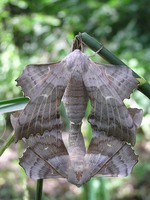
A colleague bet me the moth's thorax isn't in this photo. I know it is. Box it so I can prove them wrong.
[63,50,90,124]
[64,49,89,73]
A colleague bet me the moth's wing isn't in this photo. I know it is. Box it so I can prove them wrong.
[27,130,70,177]
[96,143,138,177]
[13,61,71,142]
[101,64,138,100]
[20,129,70,179]
[20,147,63,179]
[81,131,138,182]
[83,62,142,145]
[10,112,21,129]
[128,108,143,129]
[16,62,64,99]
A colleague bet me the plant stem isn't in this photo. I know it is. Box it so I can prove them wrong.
[100,177,110,200]
[0,132,14,156]
[80,32,150,99]
[35,179,43,200]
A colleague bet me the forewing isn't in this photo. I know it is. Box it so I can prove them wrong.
[81,131,137,181]
[16,62,63,99]
[20,147,63,179]
[97,143,138,176]
[28,130,69,177]
[83,62,141,145]
[14,61,71,141]
[101,64,138,100]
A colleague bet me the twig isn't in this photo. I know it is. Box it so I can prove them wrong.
[80,32,150,99]
[100,177,110,200]
[0,132,14,156]
[35,179,43,200]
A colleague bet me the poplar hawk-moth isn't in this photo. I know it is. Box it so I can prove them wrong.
[11,48,143,186]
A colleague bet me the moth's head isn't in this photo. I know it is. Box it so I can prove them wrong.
[67,160,91,187]
[64,50,89,73]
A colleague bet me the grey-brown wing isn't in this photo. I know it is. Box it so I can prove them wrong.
[96,143,138,177]
[27,130,70,177]
[16,62,63,99]
[101,64,138,100]
[20,129,70,179]
[14,61,71,142]
[20,147,63,179]
[82,131,137,180]
[83,62,142,145]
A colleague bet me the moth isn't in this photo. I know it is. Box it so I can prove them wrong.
[11,48,143,186]
[11,111,140,187]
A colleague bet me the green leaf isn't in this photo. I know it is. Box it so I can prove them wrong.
[0,97,29,114]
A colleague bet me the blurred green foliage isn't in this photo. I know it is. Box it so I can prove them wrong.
[0,0,150,200]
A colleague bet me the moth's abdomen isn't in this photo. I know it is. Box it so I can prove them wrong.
[67,123,86,185]
[68,123,86,156]
[63,73,88,123]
